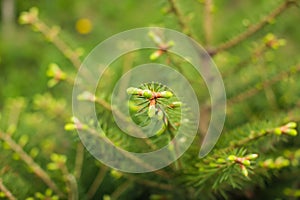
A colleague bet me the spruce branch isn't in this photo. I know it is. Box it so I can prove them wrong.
[148,29,175,61]
[217,122,298,157]
[19,9,117,120]
[222,33,287,79]
[0,131,65,198]
[184,121,298,193]
[222,44,267,79]
[210,0,297,55]
[0,178,16,200]
[127,83,183,170]
[228,64,300,106]
[185,150,255,192]
[66,118,171,178]
[76,91,158,150]
[19,7,82,69]
[86,127,170,178]
[48,153,78,200]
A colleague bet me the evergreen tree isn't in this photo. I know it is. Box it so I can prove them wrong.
[1,1,300,199]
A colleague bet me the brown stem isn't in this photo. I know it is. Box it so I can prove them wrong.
[87,166,108,199]
[74,143,84,179]
[110,181,132,200]
[124,174,174,191]
[0,178,16,200]
[167,0,191,35]
[230,130,269,149]
[95,98,112,111]
[203,0,213,46]
[210,0,296,55]
[0,131,65,198]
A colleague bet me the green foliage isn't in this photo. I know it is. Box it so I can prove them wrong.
[1,0,300,199]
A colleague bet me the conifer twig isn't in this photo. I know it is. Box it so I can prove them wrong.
[74,143,84,179]
[222,44,267,79]
[229,131,269,150]
[228,64,300,105]
[61,163,78,200]
[86,127,171,178]
[32,20,81,69]
[216,122,297,156]
[123,174,174,191]
[87,166,108,199]
[167,0,191,35]
[110,181,133,200]
[203,0,213,46]
[93,99,158,150]
[118,54,135,100]
[0,131,65,198]
[0,178,16,200]
[6,98,25,135]
[210,0,297,55]
[20,8,81,68]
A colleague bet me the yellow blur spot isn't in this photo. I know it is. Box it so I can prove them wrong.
[75,18,92,34]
